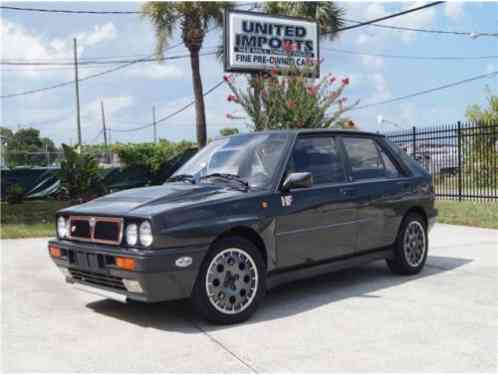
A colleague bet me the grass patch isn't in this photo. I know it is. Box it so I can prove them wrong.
[1,223,54,239]
[1,200,71,239]
[435,200,498,229]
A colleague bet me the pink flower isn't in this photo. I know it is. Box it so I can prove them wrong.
[306,85,319,97]
[282,41,296,53]
[227,94,238,103]
[223,74,233,83]
[270,67,279,77]
[341,77,350,85]
[329,76,336,84]
[287,100,296,109]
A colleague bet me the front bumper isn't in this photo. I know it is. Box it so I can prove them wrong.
[49,239,208,303]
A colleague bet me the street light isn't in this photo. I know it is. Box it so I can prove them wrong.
[377,115,403,131]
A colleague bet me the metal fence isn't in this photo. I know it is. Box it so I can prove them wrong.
[386,121,498,201]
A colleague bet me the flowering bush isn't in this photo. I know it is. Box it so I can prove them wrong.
[224,62,359,131]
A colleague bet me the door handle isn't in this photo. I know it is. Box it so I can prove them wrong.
[340,187,356,196]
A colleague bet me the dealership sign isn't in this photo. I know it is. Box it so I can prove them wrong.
[224,10,320,77]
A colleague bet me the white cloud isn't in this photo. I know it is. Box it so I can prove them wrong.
[445,2,464,19]
[127,63,185,80]
[0,17,117,78]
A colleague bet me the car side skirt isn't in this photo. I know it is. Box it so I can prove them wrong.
[266,248,394,290]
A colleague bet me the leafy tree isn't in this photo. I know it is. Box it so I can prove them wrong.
[113,140,195,184]
[464,92,498,188]
[4,128,57,167]
[58,144,105,202]
[142,2,232,148]
[219,128,239,136]
[0,127,13,146]
[225,64,358,130]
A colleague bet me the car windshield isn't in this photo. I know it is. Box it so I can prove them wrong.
[172,133,290,189]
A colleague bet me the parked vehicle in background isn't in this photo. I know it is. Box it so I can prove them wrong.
[48,130,437,324]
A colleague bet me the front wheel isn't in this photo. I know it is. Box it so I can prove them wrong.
[192,237,266,324]
[387,213,428,275]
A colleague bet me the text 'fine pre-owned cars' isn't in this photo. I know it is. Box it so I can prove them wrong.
[49,129,437,324]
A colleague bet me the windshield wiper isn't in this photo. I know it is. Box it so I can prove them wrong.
[199,173,249,190]
[166,174,195,184]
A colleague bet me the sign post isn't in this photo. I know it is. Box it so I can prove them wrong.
[224,10,320,77]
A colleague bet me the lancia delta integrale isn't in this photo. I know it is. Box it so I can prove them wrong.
[49,130,437,324]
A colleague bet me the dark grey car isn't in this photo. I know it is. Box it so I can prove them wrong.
[49,129,437,324]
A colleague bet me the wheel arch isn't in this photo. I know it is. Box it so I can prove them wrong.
[211,226,268,269]
[403,206,428,228]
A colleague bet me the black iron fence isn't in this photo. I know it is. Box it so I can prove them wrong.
[386,121,498,201]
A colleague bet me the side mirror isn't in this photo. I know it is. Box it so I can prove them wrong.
[282,172,313,191]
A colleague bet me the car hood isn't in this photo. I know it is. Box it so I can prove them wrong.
[59,183,244,217]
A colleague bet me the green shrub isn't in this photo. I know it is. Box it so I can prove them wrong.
[6,183,25,204]
[58,144,106,202]
[113,140,195,185]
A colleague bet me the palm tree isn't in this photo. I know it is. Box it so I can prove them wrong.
[142,2,231,148]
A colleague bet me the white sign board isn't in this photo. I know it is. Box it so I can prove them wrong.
[224,10,320,77]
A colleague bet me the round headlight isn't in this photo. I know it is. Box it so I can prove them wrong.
[125,224,138,246]
[139,221,153,247]
[57,216,67,238]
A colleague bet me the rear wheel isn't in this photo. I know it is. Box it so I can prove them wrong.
[387,213,428,275]
[192,237,266,324]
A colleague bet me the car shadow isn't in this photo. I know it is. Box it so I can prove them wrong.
[86,255,472,333]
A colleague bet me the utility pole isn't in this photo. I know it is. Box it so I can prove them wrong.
[100,101,110,164]
[152,105,157,144]
[73,38,82,148]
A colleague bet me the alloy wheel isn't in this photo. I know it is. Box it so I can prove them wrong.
[205,248,259,315]
[403,221,426,267]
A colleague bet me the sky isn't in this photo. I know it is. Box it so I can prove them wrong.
[1,1,497,146]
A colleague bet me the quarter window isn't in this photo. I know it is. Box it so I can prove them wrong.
[342,137,401,180]
[287,136,345,185]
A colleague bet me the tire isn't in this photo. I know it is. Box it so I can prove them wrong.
[386,213,428,275]
[192,236,266,324]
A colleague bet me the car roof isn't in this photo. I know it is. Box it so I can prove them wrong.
[226,128,383,137]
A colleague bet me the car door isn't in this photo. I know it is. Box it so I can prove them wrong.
[274,134,358,269]
[340,136,408,252]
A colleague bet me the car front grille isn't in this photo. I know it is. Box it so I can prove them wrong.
[68,216,123,245]
[69,268,126,290]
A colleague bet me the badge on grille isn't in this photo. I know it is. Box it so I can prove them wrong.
[89,217,96,228]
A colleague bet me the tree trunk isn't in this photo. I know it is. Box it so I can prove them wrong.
[189,48,207,148]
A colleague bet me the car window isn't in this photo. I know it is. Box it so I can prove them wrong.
[342,137,395,180]
[287,136,345,185]
[378,145,402,178]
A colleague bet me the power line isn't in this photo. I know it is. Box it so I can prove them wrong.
[109,80,226,133]
[0,51,217,66]
[0,5,141,14]
[322,47,498,61]
[342,17,496,37]
[352,71,498,111]
[330,2,445,34]
[0,48,212,99]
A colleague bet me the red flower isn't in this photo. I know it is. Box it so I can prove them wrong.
[306,85,319,97]
[223,74,233,83]
[227,94,238,103]
[329,76,336,84]
[270,67,279,77]
[341,77,350,85]
[282,41,296,53]
[287,100,296,109]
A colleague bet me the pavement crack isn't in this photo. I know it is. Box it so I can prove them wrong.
[188,318,259,373]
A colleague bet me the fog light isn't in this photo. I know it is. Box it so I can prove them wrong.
[115,257,136,271]
[49,245,61,257]
[123,279,143,294]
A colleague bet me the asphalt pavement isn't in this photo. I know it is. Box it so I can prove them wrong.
[2,224,497,372]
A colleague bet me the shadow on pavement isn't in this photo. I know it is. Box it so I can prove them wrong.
[87,255,471,332]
